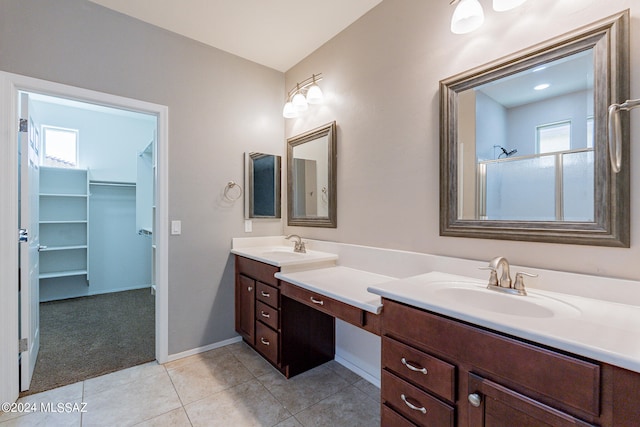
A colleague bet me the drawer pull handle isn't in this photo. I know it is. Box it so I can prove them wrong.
[468,393,482,408]
[310,297,324,305]
[247,286,253,292]
[401,358,428,375]
[260,311,270,318]
[260,337,270,346]
[401,394,427,414]
[261,291,270,297]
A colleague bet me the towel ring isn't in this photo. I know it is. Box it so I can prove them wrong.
[224,181,243,201]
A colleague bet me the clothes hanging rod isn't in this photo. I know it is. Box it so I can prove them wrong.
[89,181,136,187]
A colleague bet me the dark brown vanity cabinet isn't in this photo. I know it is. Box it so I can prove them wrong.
[380,298,640,427]
[234,255,334,378]
[235,255,280,364]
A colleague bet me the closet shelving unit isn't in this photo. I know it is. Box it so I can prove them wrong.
[138,139,156,293]
[39,166,89,282]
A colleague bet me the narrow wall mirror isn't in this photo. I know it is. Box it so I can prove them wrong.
[244,152,281,219]
[287,121,337,227]
[440,11,629,247]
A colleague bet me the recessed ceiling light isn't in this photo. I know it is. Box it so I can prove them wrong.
[534,83,550,91]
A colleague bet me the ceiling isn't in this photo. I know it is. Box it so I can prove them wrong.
[477,50,594,108]
[88,0,383,72]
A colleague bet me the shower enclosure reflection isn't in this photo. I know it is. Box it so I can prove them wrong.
[458,49,595,222]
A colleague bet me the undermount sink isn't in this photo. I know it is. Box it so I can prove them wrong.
[231,245,339,267]
[258,248,308,261]
[430,282,581,319]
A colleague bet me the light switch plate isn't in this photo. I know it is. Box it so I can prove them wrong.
[244,220,252,233]
[171,220,181,235]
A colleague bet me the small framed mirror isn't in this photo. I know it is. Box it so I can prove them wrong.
[287,121,337,227]
[244,152,281,219]
[440,11,629,247]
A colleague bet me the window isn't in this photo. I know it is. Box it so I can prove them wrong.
[536,121,571,154]
[42,126,78,167]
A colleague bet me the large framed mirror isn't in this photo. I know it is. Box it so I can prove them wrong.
[440,11,629,247]
[287,121,337,227]
[244,152,281,219]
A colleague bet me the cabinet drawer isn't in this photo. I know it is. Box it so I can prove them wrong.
[382,404,417,426]
[383,336,456,403]
[256,300,279,331]
[255,321,278,365]
[236,255,279,287]
[382,370,454,427]
[383,299,601,417]
[256,281,279,309]
[281,281,362,326]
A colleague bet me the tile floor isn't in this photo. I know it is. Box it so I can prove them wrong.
[0,341,381,426]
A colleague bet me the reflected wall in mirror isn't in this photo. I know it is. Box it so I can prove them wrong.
[244,152,281,219]
[440,11,629,246]
[287,121,337,227]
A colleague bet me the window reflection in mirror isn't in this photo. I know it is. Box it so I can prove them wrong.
[458,50,594,222]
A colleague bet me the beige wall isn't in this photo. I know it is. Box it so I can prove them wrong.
[285,0,640,281]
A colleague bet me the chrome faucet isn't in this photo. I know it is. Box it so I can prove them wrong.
[480,256,536,296]
[285,234,306,253]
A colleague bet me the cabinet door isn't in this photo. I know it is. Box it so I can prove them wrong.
[236,274,255,345]
[467,373,596,427]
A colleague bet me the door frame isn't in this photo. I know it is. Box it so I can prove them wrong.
[0,71,169,403]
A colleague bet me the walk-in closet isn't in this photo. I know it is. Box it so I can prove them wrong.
[23,93,158,394]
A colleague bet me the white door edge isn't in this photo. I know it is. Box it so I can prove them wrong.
[0,71,170,402]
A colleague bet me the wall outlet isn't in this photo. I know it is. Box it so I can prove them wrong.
[171,220,181,235]
[244,220,252,233]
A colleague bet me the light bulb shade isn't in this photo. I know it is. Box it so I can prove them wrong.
[493,0,526,12]
[282,102,298,118]
[306,84,324,104]
[292,92,308,111]
[451,0,485,34]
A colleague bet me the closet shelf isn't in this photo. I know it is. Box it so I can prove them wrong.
[40,270,88,279]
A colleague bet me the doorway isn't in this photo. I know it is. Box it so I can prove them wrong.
[0,71,169,404]
[21,92,157,394]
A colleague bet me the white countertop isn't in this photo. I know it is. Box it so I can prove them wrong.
[276,266,394,314]
[231,237,640,373]
[368,271,640,373]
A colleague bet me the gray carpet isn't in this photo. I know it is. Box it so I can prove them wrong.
[22,288,155,396]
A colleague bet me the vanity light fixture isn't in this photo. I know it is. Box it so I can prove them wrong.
[282,73,324,118]
[450,0,485,35]
[450,0,527,34]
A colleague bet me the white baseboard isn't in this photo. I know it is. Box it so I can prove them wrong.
[334,355,381,388]
[166,336,242,362]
